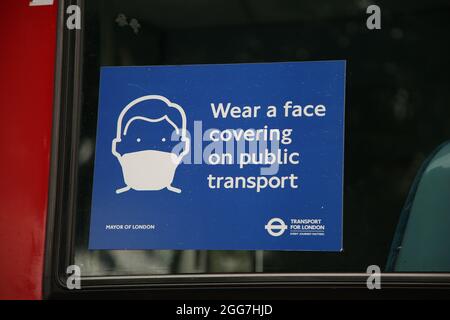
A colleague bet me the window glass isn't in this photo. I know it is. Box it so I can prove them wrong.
[73,0,450,276]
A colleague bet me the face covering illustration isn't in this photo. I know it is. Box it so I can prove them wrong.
[111,95,190,194]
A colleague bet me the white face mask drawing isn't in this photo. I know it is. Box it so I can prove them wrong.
[111,95,190,194]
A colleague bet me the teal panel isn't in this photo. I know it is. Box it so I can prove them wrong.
[394,143,450,271]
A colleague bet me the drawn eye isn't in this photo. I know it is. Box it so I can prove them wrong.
[162,138,166,142]
[136,138,141,142]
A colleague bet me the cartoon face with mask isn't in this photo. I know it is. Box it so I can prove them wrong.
[112,95,190,194]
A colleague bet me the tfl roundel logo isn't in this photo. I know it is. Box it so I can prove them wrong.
[265,218,288,237]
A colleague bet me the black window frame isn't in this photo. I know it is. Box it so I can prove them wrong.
[43,0,450,299]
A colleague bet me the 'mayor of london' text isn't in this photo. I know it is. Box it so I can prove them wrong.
[105,224,155,230]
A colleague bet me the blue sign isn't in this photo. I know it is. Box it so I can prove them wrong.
[89,61,346,251]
